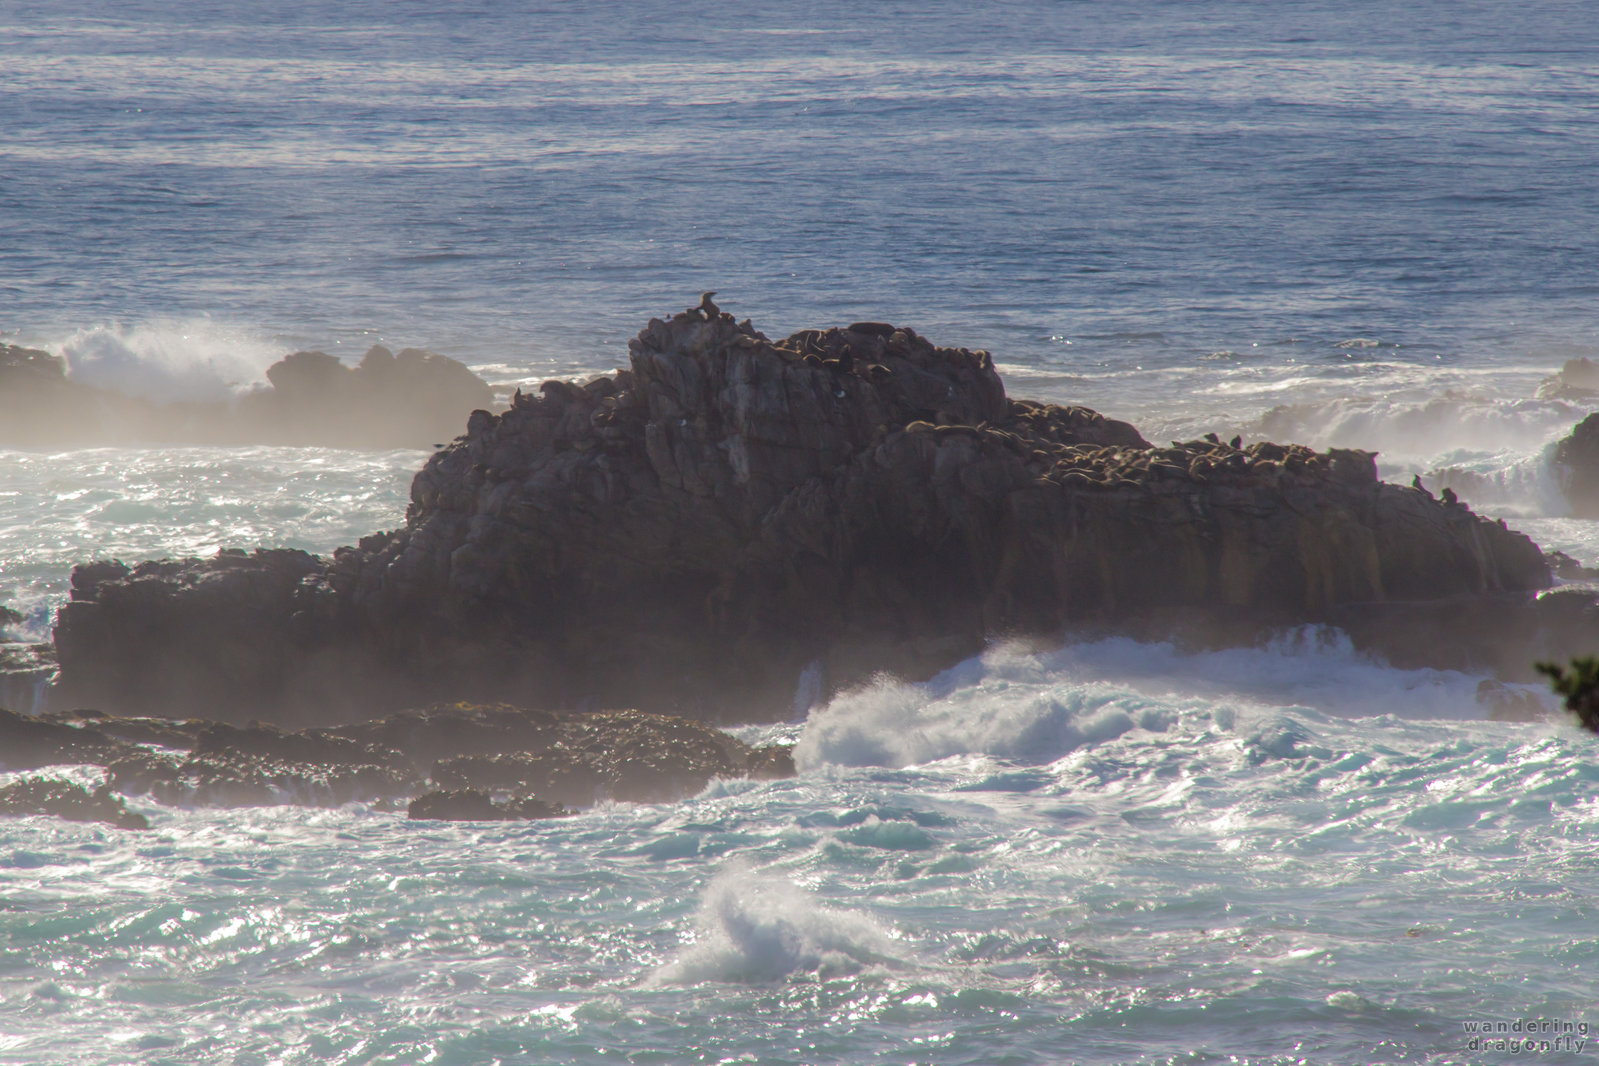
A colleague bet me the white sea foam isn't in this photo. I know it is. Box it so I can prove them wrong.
[795,630,1533,770]
[651,865,898,984]
[55,319,285,404]
[1250,389,1578,470]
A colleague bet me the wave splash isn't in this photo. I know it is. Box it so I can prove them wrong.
[651,865,898,984]
[56,319,285,403]
[1250,388,1577,473]
[795,631,1529,770]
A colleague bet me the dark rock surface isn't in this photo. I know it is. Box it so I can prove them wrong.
[0,341,492,449]
[408,788,567,821]
[1546,550,1599,581]
[1552,412,1599,517]
[0,706,126,771]
[0,701,793,814]
[105,745,421,808]
[0,777,148,830]
[51,304,1552,724]
[425,706,796,806]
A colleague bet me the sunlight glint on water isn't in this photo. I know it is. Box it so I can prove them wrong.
[2,1,1598,1062]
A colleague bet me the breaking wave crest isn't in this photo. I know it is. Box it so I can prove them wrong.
[1250,389,1578,470]
[55,319,286,403]
[794,631,1540,770]
[652,865,898,984]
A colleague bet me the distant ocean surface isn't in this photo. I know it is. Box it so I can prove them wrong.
[3,2,1599,1063]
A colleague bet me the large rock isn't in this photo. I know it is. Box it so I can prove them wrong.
[51,304,1552,723]
[1552,412,1599,517]
[0,342,492,449]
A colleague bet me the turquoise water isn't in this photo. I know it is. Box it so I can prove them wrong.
[2,1,1599,1061]
[2,643,1595,1064]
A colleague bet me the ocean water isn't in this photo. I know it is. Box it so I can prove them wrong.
[3,1,1599,1062]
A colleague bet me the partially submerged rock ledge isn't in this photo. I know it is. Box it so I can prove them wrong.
[0,702,793,823]
[50,303,1563,725]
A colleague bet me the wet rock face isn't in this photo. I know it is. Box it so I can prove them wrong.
[1553,413,1599,517]
[427,706,797,807]
[408,789,566,821]
[51,304,1551,723]
[0,778,148,830]
[0,701,793,819]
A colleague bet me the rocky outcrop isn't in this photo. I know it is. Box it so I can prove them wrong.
[239,344,495,447]
[0,778,148,830]
[1536,357,1599,402]
[1552,413,1599,517]
[51,304,1552,724]
[0,341,492,449]
[425,707,796,806]
[408,789,567,821]
[0,702,793,816]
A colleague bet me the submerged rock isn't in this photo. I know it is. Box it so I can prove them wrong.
[426,706,796,806]
[0,777,148,830]
[0,700,792,811]
[51,303,1551,723]
[407,788,567,821]
[0,341,492,449]
[1475,679,1548,723]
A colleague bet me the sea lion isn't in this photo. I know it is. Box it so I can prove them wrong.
[698,291,719,319]
[1204,432,1220,444]
[1441,486,1459,506]
[540,379,583,404]
[1229,435,1242,449]
[1411,474,1431,497]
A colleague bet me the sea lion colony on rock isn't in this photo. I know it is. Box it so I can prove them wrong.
[47,300,1555,728]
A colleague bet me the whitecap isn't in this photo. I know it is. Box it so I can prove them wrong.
[650,865,898,984]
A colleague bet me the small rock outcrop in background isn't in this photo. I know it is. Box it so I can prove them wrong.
[0,342,491,449]
[51,304,1551,724]
[1536,357,1599,402]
